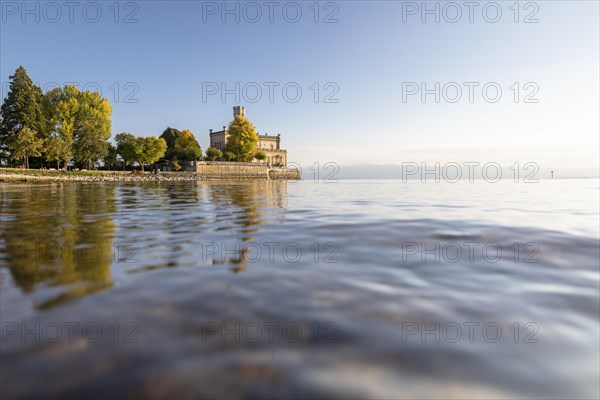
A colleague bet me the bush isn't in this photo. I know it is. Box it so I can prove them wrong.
[206,147,222,161]
[255,151,266,161]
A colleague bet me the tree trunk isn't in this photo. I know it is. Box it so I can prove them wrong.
[141,163,144,172]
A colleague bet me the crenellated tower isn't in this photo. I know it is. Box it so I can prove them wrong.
[233,106,246,118]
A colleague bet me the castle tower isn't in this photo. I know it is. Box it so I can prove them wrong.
[233,106,246,118]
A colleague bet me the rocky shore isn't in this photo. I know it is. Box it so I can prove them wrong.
[0,163,301,182]
[0,171,294,183]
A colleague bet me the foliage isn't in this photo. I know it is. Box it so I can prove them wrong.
[0,66,44,155]
[45,134,72,169]
[36,85,52,138]
[173,129,202,161]
[117,134,167,171]
[224,151,236,161]
[0,167,107,177]
[224,115,259,162]
[159,127,182,160]
[103,143,119,170]
[73,91,112,168]
[115,132,137,168]
[72,120,109,169]
[8,127,43,168]
[254,151,267,161]
[206,146,222,161]
[132,136,167,171]
[0,149,9,166]
[44,87,76,149]
[43,85,112,168]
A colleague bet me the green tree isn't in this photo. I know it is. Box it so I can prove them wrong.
[115,132,137,169]
[173,129,202,161]
[8,127,43,168]
[0,66,44,163]
[254,151,267,162]
[44,85,112,169]
[0,149,9,166]
[206,146,222,161]
[224,151,236,161]
[103,143,119,170]
[45,134,71,169]
[72,90,112,168]
[224,115,259,162]
[43,87,77,169]
[36,84,52,138]
[73,121,109,169]
[132,136,167,171]
[159,127,182,160]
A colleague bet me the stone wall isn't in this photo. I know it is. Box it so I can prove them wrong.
[269,168,300,180]
[195,162,300,180]
[195,161,269,179]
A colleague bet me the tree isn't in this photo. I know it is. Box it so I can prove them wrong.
[35,84,51,138]
[73,120,109,169]
[254,151,266,162]
[103,143,119,170]
[115,132,137,169]
[44,85,112,169]
[72,90,112,168]
[159,127,182,160]
[45,134,71,169]
[8,127,43,168]
[224,151,236,161]
[173,129,202,161]
[0,66,44,163]
[206,147,222,161]
[224,115,259,162]
[43,87,77,169]
[132,136,167,171]
[0,149,9,166]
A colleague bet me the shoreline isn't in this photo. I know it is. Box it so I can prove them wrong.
[0,169,299,183]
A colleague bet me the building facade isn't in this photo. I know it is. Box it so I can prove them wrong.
[209,106,287,166]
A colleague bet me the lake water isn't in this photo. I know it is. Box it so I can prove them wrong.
[1,179,599,399]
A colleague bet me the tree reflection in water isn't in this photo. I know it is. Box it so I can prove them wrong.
[0,181,289,309]
[0,183,117,309]
[208,181,288,273]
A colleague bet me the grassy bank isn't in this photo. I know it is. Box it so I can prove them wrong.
[0,168,193,183]
[0,168,123,177]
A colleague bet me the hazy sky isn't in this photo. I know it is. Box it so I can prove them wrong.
[1,1,598,168]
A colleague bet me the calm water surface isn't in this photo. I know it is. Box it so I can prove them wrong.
[1,179,599,399]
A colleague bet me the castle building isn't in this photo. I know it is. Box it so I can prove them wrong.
[209,106,287,166]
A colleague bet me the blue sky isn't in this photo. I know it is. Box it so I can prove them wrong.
[1,1,598,168]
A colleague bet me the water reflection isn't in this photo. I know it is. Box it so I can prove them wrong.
[0,180,598,399]
[0,183,116,309]
[0,181,290,307]
[208,181,288,271]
